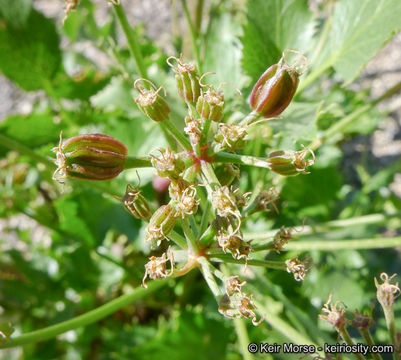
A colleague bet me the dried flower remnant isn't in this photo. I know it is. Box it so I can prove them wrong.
[150,147,185,180]
[142,248,174,288]
[184,116,202,145]
[172,185,200,218]
[351,309,372,330]
[285,257,310,281]
[211,186,241,220]
[63,0,78,24]
[375,272,400,311]
[319,294,347,330]
[273,227,292,253]
[226,276,247,297]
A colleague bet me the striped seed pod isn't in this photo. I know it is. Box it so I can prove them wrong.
[250,50,306,118]
[145,204,177,246]
[52,132,127,184]
[120,184,151,220]
[167,55,201,103]
[267,148,314,176]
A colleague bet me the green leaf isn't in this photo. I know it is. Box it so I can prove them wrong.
[0,9,61,90]
[241,0,315,84]
[268,102,320,142]
[0,0,32,28]
[203,13,247,96]
[312,0,401,84]
[0,111,62,148]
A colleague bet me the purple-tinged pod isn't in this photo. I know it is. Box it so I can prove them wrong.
[250,51,306,118]
[134,79,170,122]
[52,132,127,184]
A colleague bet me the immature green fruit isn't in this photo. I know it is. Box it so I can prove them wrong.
[52,132,127,184]
[145,204,177,246]
[196,87,224,122]
[134,79,170,122]
[250,51,305,118]
[267,149,314,176]
[167,56,201,103]
[120,184,151,220]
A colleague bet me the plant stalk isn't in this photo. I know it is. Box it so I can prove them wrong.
[113,3,147,79]
[0,279,169,349]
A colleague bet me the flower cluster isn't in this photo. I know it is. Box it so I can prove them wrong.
[52,51,314,325]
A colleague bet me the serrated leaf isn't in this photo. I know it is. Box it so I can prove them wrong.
[0,9,61,90]
[313,0,401,84]
[0,0,32,28]
[241,0,315,84]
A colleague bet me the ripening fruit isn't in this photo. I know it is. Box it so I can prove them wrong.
[250,51,306,118]
[52,132,127,184]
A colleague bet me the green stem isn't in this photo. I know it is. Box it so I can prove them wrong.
[123,155,152,169]
[239,110,261,127]
[310,79,401,151]
[215,152,270,169]
[169,230,188,249]
[234,318,253,360]
[193,0,204,36]
[181,217,199,253]
[340,327,366,360]
[180,0,202,73]
[162,120,192,150]
[272,236,401,251]
[0,279,169,349]
[0,133,54,167]
[159,123,178,152]
[197,256,223,299]
[201,162,220,188]
[244,212,401,240]
[199,201,212,237]
[209,254,287,270]
[359,328,383,360]
[255,300,322,352]
[113,3,147,79]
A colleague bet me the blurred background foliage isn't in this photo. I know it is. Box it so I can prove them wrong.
[0,0,400,359]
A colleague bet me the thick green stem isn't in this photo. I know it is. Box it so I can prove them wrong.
[239,110,261,127]
[197,256,223,299]
[123,155,152,169]
[162,120,192,150]
[234,318,253,360]
[310,80,401,151]
[181,217,199,253]
[339,327,366,360]
[215,152,270,169]
[180,0,202,73]
[209,254,287,270]
[0,133,54,167]
[245,212,401,240]
[113,3,147,79]
[359,328,383,360]
[159,123,178,151]
[270,236,401,251]
[0,279,169,349]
